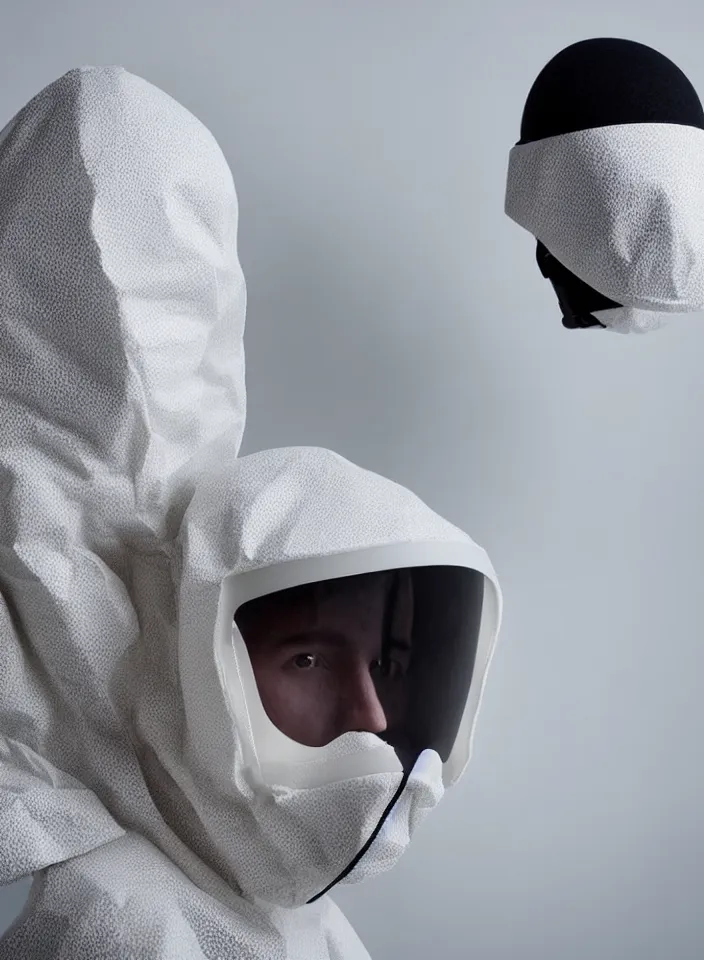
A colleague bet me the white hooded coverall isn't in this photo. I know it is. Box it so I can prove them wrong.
[0,67,501,959]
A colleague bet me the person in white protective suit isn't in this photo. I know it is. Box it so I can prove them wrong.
[0,66,502,959]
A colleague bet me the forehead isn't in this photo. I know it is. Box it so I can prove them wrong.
[236,572,392,633]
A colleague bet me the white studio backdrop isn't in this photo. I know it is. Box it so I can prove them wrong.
[1,2,703,958]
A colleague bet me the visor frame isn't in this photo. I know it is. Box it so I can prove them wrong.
[214,539,502,790]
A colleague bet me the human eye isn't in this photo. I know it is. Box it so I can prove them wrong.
[370,657,405,680]
[290,652,322,670]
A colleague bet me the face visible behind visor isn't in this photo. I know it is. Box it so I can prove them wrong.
[234,564,484,774]
[505,37,704,333]
[219,546,489,905]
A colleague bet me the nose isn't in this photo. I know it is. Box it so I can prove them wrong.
[340,663,388,736]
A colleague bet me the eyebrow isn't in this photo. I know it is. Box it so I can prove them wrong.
[271,630,411,652]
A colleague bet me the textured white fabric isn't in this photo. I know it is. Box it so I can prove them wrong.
[505,122,704,332]
[0,68,501,958]
[1,833,371,960]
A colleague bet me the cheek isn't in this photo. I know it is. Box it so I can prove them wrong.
[250,664,338,738]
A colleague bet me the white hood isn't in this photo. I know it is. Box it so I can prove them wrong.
[0,64,245,886]
[171,444,501,908]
